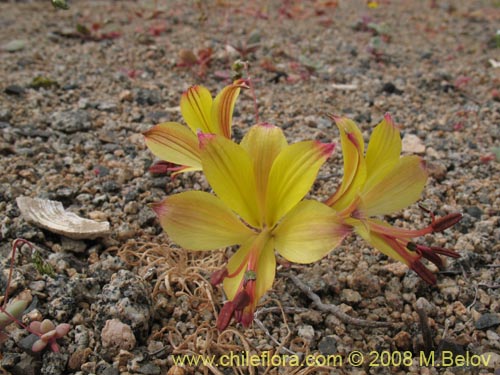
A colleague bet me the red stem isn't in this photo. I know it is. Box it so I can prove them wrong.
[245,65,259,124]
[3,239,32,308]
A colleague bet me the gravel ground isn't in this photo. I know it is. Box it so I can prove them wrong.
[0,1,499,374]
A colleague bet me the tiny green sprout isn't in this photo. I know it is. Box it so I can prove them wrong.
[30,76,59,90]
[76,23,91,36]
[32,250,55,277]
[51,0,69,10]
[231,60,248,80]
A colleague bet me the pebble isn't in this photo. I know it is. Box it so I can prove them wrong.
[402,134,426,154]
[134,88,162,106]
[475,313,500,330]
[318,335,337,354]
[341,289,362,303]
[483,352,500,369]
[0,108,12,122]
[50,110,92,134]
[91,269,153,337]
[393,331,411,350]
[97,102,118,112]
[68,348,92,371]
[4,85,25,96]
[298,325,315,342]
[119,90,133,102]
[60,237,87,253]
[101,319,136,354]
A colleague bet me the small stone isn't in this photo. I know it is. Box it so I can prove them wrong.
[382,82,403,95]
[119,90,133,102]
[383,262,408,277]
[483,352,500,369]
[137,363,161,375]
[318,335,337,354]
[3,353,41,375]
[101,319,136,354]
[0,108,12,122]
[437,340,465,357]
[393,331,411,350]
[426,161,447,181]
[102,180,120,193]
[341,289,362,303]
[167,367,185,375]
[124,201,139,215]
[135,88,161,106]
[116,223,136,241]
[50,110,92,134]
[68,348,92,371]
[5,85,25,96]
[88,211,108,221]
[138,206,157,226]
[438,281,460,301]
[451,301,467,318]
[60,237,87,253]
[298,325,315,342]
[3,39,26,52]
[465,206,483,219]
[80,362,97,374]
[416,297,437,316]
[487,330,500,348]
[347,269,381,297]
[97,102,118,112]
[298,310,323,325]
[402,134,426,154]
[475,313,500,330]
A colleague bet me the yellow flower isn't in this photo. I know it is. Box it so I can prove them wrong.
[326,114,461,284]
[143,79,247,176]
[151,123,349,329]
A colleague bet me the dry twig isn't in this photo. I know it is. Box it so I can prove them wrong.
[288,274,394,328]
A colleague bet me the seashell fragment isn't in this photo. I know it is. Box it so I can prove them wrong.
[16,196,110,240]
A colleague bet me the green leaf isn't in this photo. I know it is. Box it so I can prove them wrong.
[52,0,69,10]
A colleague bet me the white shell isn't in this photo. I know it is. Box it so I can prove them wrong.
[16,196,110,240]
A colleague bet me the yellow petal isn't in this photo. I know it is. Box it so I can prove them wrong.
[240,123,288,211]
[223,232,275,305]
[199,133,261,228]
[150,191,255,251]
[253,239,276,306]
[274,200,350,263]
[143,122,202,170]
[359,155,428,216]
[180,85,214,134]
[325,115,367,210]
[211,79,247,138]
[354,220,415,266]
[223,237,254,300]
[365,113,401,180]
[265,140,334,227]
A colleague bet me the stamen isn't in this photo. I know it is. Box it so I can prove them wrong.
[410,261,437,285]
[431,213,463,232]
[240,311,254,327]
[216,302,235,331]
[210,268,228,286]
[232,290,251,310]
